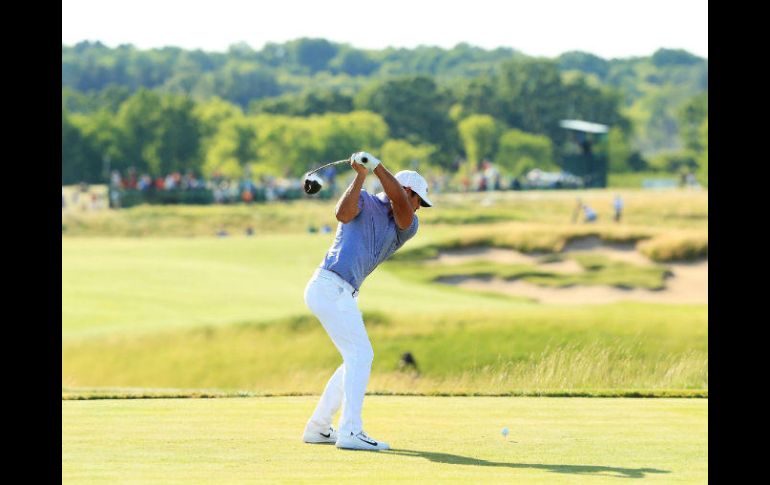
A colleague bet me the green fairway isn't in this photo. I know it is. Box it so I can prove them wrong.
[62,235,537,339]
[62,396,707,484]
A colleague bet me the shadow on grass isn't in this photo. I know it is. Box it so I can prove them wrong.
[384,449,670,479]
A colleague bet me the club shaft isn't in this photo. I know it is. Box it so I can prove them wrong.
[307,159,349,176]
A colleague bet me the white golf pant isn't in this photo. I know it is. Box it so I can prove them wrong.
[304,269,373,436]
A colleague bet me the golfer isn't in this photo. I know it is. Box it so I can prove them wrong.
[302,151,432,451]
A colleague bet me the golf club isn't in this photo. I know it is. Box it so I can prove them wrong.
[302,156,370,195]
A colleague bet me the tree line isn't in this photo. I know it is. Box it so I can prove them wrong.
[62,40,707,185]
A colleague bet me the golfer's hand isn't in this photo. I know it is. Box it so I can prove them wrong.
[351,151,381,172]
[350,158,369,176]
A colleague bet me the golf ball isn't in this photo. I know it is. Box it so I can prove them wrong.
[501,427,509,437]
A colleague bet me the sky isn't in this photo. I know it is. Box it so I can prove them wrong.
[62,0,708,60]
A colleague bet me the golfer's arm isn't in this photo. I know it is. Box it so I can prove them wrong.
[373,165,413,229]
[335,173,366,223]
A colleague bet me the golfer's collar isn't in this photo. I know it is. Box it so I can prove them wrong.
[375,192,390,204]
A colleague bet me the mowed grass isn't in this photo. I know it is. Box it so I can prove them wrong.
[62,235,536,339]
[62,305,707,393]
[62,396,708,484]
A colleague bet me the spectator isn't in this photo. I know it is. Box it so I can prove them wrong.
[190,172,198,189]
[583,203,597,223]
[613,195,624,222]
[685,172,699,188]
[138,174,152,191]
[126,168,138,189]
[110,170,122,189]
[482,160,499,191]
[109,187,121,209]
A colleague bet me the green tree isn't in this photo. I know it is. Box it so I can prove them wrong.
[114,89,163,173]
[651,48,703,67]
[150,95,203,174]
[212,61,280,107]
[380,139,437,171]
[648,150,698,173]
[113,90,203,175]
[62,110,93,183]
[497,59,565,139]
[697,118,708,185]
[678,91,708,152]
[607,127,632,173]
[494,129,555,177]
[355,76,458,158]
[251,115,326,177]
[244,111,389,177]
[312,111,390,172]
[558,51,610,80]
[457,78,501,119]
[194,96,244,140]
[289,38,339,73]
[330,48,380,76]
[203,117,260,178]
[458,115,500,171]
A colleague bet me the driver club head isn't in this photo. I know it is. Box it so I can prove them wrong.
[303,173,324,195]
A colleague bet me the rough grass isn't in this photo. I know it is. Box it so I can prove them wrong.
[61,188,708,237]
[607,171,679,188]
[61,388,707,400]
[62,305,708,394]
[392,223,707,263]
[62,396,709,483]
[637,230,709,261]
[62,201,339,237]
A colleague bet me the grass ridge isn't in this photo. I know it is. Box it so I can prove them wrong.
[62,388,708,400]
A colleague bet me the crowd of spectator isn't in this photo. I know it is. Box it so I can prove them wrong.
[108,168,316,207]
[71,159,633,212]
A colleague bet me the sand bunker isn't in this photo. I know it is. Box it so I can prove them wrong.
[434,238,707,304]
[433,247,584,273]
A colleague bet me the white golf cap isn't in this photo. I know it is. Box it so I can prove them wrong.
[394,170,433,207]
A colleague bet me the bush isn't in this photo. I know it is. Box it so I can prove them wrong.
[648,151,698,173]
[117,189,214,208]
